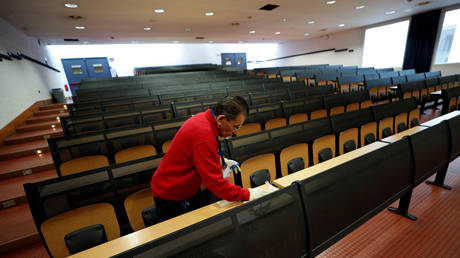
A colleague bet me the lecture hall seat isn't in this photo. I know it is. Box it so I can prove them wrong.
[240,153,276,188]
[346,102,359,112]
[339,128,358,155]
[124,188,159,231]
[279,143,309,177]
[40,203,120,258]
[310,109,327,120]
[265,118,287,130]
[379,117,394,140]
[289,113,309,125]
[394,113,408,133]
[360,122,377,147]
[312,135,336,165]
[330,106,345,116]
[162,140,172,153]
[360,100,372,109]
[236,123,262,137]
[409,109,420,128]
[114,145,157,164]
[60,155,109,176]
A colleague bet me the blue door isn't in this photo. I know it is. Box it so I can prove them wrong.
[61,57,111,96]
[221,53,247,69]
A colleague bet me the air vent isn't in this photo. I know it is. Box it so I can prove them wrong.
[259,4,279,11]
[232,22,240,26]
[64,38,79,42]
[320,28,328,32]
[195,36,205,39]
[418,1,430,6]
[68,15,83,20]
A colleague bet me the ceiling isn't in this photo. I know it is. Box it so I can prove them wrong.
[0,0,459,45]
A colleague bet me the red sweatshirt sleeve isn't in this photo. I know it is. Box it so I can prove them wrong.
[192,142,250,202]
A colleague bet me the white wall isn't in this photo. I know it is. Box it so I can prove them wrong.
[47,43,280,95]
[0,18,61,129]
[262,28,365,68]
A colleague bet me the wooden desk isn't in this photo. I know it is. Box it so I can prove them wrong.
[71,183,277,258]
[380,126,427,143]
[273,141,388,188]
[421,110,460,127]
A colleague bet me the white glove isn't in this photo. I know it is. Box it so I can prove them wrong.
[222,158,241,178]
[249,187,272,201]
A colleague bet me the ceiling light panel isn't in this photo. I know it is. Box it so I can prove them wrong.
[205,12,214,16]
[154,9,165,13]
[64,3,78,8]
[326,1,336,5]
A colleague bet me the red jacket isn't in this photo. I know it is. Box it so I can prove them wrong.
[151,110,250,202]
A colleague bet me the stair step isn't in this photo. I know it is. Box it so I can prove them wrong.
[16,121,61,133]
[0,140,49,161]
[3,128,63,145]
[39,103,67,111]
[0,169,57,206]
[0,203,40,254]
[0,153,54,180]
[26,114,68,124]
[33,109,66,116]
[0,241,48,257]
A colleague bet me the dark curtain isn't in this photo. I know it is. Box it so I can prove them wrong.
[402,9,442,73]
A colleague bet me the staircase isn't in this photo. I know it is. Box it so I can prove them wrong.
[0,103,68,255]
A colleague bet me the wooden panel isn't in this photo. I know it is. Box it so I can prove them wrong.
[0,99,53,146]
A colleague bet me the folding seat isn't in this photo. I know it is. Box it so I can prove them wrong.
[346,102,359,112]
[310,109,327,120]
[312,135,336,164]
[60,155,109,176]
[236,123,261,136]
[338,128,358,155]
[449,97,457,112]
[265,118,287,130]
[330,105,345,115]
[239,153,276,188]
[379,117,394,139]
[360,122,377,147]
[360,100,372,109]
[279,143,309,177]
[457,96,460,109]
[408,109,420,128]
[114,145,157,164]
[40,203,120,257]
[394,113,408,133]
[162,140,172,153]
[288,113,309,124]
[124,188,159,231]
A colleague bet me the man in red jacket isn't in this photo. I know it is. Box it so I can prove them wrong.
[151,96,270,221]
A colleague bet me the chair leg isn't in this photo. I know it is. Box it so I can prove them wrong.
[388,191,417,221]
[426,166,452,190]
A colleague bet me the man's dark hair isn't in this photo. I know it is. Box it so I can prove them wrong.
[213,96,249,120]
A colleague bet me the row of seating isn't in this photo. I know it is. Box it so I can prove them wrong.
[68,81,320,118]
[398,74,460,102]
[74,76,282,105]
[62,86,336,136]
[442,86,460,114]
[25,110,459,258]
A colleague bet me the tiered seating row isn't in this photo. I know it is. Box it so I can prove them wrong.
[24,111,460,258]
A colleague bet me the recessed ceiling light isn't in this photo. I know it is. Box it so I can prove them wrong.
[281,18,287,22]
[185,28,191,32]
[404,9,412,12]
[385,10,396,15]
[338,24,345,27]
[249,30,256,34]
[173,40,179,43]
[83,41,89,44]
[131,41,139,43]
[205,12,214,16]
[238,41,243,43]
[144,27,151,31]
[304,33,310,36]
[355,5,365,9]
[75,26,85,30]
[308,21,315,24]
[275,32,281,35]
[326,1,336,5]
[208,41,214,43]
[154,9,165,13]
[64,3,78,8]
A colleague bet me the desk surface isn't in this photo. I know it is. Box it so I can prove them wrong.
[380,126,427,143]
[273,141,388,188]
[71,183,277,258]
[421,110,460,127]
